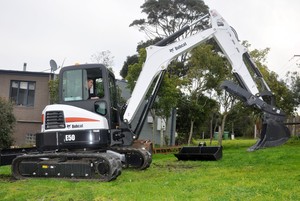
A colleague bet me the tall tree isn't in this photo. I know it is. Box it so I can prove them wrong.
[126,49,147,92]
[176,93,218,144]
[214,90,236,146]
[125,0,210,78]
[183,43,228,145]
[286,71,300,109]
[130,0,209,39]
[120,55,139,79]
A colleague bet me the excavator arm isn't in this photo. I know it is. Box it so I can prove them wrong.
[124,10,290,151]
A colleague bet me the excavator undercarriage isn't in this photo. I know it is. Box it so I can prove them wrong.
[1,146,152,181]
[11,152,122,181]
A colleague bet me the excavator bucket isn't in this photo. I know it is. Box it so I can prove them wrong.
[248,118,290,152]
[174,145,222,161]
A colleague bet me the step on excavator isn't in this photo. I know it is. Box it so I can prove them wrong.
[0,10,290,181]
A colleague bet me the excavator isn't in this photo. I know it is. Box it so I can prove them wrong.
[0,10,290,181]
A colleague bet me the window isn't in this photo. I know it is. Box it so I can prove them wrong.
[10,81,36,106]
[62,68,104,101]
[62,69,87,101]
[25,133,36,145]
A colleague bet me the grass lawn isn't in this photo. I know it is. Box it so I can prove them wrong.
[0,138,299,201]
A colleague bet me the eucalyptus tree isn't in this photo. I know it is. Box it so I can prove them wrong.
[126,0,210,77]
[130,0,209,40]
[183,43,228,145]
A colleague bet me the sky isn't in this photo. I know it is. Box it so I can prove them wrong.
[0,0,299,79]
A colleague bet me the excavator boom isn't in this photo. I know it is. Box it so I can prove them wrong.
[124,9,290,151]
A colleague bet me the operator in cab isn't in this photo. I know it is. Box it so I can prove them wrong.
[87,78,99,99]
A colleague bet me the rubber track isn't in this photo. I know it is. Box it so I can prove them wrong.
[111,147,152,170]
[11,152,122,182]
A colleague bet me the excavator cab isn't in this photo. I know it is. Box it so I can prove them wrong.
[59,64,121,130]
[34,63,136,152]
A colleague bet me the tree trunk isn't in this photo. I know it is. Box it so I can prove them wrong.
[210,117,213,145]
[160,128,164,147]
[188,120,194,145]
[218,113,228,146]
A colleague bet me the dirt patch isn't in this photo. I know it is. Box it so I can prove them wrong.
[153,161,200,171]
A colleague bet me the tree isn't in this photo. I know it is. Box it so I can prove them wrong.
[176,93,218,144]
[130,0,209,39]
[183,43,228,145]
[120,55,139,79]
[90,50,114,71]
[286,71,300,109]
[127,0,210,78]
[226,103,257,138]
[119,38,163,79]
[126,48,147,92]
[0,98,15,148]
[214,90,236,146]
[153,72,180,146]
[49,77,59,104]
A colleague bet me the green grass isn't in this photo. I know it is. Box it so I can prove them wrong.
[0,139,299,201]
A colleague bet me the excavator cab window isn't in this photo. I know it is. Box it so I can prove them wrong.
[62,69,89,101]
[62,68,105,101]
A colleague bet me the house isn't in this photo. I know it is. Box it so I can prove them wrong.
[0,69,54,146]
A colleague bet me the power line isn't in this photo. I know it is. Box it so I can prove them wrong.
[278,55,300,76]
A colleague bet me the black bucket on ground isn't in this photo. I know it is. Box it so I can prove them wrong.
[248,118,290,152]
[174,146,222,161]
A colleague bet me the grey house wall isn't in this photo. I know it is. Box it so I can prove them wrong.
[117,79,176,146]
[0,70,53,146]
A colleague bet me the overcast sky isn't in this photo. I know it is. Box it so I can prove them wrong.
[1,0,299,78]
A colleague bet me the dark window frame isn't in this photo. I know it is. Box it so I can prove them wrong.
[10,80,36,106]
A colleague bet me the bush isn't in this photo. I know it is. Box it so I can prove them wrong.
[0,97,15,148]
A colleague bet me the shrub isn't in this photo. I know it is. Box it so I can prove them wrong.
[0,97,15,148]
